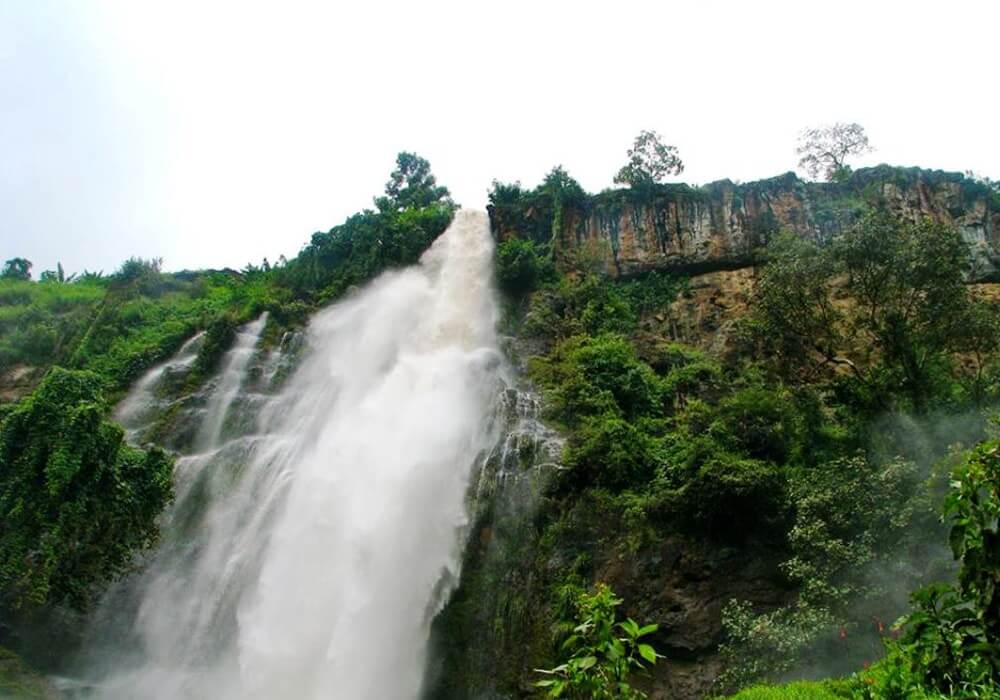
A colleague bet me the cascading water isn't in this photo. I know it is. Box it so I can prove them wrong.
[76,210,500,700]
[196,313,268,449]
[114,331,205,443]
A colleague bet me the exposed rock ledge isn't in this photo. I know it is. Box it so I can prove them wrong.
[490,166,1000,282]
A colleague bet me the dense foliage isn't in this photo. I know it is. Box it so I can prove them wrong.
[1,260,33,282]
[856,439,1000,698]
[0,368,172,612]
[753,210,1000,412]
[476,164,1000,700]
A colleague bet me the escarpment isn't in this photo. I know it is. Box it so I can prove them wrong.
[490,166,1000,281]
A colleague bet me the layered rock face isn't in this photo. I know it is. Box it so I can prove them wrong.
[492,167,1000,281]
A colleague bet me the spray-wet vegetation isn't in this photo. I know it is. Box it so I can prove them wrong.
[2,147,1000,698]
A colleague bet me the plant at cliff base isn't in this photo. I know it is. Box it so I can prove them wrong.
[796,122,873,182]
[857,439,1000,698]
[717,454,923,690]
[613,130,684,187]
[535,583,661,699]
[0,368,173,612]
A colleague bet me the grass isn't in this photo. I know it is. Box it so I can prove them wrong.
[724,680,852,699]
[0,648,57,699]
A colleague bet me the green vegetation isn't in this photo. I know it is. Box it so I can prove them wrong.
[535,583,661,699]
[722,439,1000,698]
[0,647,57,699]
[0,152,454,396]
[614,130,684,187]
[854,439,1000,698]
[724,680,851,699]
[468,164,1000,699]
[754,210,999,412]
[1,259,33,282]
[0,277,105,374]
[496,238,549,296]
[0,368,172,613]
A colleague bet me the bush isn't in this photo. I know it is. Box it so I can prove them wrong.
[496,238,545,295]
[682,451,786,537]
[713,386,801,463]
[535,583,661,699]
[0,369,173,612]
[854,440,1000,698]
[533,334,662,425]
[564,416,664,490]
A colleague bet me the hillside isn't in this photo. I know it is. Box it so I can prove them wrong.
[1,159,999,699]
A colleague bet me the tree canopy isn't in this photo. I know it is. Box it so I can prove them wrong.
[753,210,998,411]
[375,151,453,212]
[613,130,684,187]
[1,258,32,281]
[0,368,172,612]
[796,122,873,181]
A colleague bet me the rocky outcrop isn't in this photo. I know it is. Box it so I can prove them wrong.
[491,166,1000,281]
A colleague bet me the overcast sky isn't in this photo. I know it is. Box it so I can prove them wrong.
[2,0,998,275]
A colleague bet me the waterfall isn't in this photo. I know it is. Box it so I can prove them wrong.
[77,210,500,700]
[196,312,268,449]
[114,331,205,442]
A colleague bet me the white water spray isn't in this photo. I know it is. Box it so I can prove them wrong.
[196,312,268,449]
[82,210,500,700]
[114,331,205,442]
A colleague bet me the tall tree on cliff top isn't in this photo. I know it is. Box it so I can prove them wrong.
[613,130,684,187]
[796,122,873,182]
[375,151,453,212]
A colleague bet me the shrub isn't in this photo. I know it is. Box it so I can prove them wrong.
[564,416,664,490]
[855,440,1000,698]
[0,369,173,612]
[535,583,661,699]
[496,238,545,295]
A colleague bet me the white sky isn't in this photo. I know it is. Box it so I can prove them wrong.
[2,0,998,275]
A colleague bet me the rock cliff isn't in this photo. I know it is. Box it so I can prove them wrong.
[490,166,1000,281]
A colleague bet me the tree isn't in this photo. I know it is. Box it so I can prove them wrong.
[496,238,543,295]
[375,151,453,212]
[753,210,990,411]
[1,258,32,281]
[614,130,684,187]
[0,368,173,612]
[796,122,873,181]
[39,262,75,284]
[535,583,661,699]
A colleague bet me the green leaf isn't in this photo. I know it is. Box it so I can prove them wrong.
[619,618,640,638]
[638,643,658,664]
